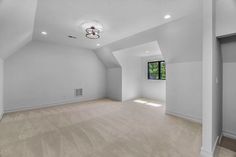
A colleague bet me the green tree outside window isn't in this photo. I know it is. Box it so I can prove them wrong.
[148,61,166,80]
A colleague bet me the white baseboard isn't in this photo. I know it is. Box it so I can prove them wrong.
[0,112,3,121]
[165,110,202,124]
[222,130,236,140]
[212,136,219,157]
[4,97,103,113]
[200,148,214,157]
[200,136,219,157]
[218,134,223,145]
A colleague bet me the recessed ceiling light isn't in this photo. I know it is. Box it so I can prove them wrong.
[41,31,47,35]
[145,51,150,53]
[96,43,100,46]
[164,14,171,19]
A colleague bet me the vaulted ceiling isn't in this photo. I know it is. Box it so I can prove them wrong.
[95,8,203,68]
[113,41,162,58]
[1,0,236,61]
[33,0,200,49]
[0,0,37,59]
[0,0,204,61]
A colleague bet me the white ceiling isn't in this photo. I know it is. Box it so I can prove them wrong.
[0,0,37,59]
[33,0,200,49]
[113,41,162,57]
[96,8,203,66]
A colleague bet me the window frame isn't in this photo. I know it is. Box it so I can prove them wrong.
[147,60,166,80]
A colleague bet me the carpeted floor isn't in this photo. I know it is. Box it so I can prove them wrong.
[0,98,235,157]
[220,136,236,152]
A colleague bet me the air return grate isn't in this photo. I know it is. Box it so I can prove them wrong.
[75,88,83,97]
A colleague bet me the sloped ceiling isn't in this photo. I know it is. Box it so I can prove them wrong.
[33,0,200,49]
[95,8,202,68]
[95,47,121,68]
[0,0,37,59]
[1,0,202,65]
[113,41,162,58]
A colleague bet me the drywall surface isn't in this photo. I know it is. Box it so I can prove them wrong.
[4,41,107,112]
[95,47,121,68]
[141,56,166,102]
[95,9,202,64]
[223,62,236,138]
[216,0,236,37]
[166,62,202,122]
[202,0,222,156]
[212,39,222,155]
[106,68,122,101]
[220,36,236,63]
[202,0,214,155]
[114,52,142,101]
[0,0,37,59]
[221,37,236,138]
[0,58,3,119]
[94,8,203,104]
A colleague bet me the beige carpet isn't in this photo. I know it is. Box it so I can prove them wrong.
[0,98,235,157]
[219,136,236,152]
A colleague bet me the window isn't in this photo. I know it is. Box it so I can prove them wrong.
[148,61,166,80]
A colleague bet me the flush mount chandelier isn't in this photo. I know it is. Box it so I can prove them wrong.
[86,26,100,39]
[81,21,103,39]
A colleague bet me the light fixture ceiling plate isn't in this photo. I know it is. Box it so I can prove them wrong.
[81,21,103,32]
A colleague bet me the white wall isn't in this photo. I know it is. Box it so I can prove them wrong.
[223,63,236,138]
[107,68,122,101]
[216,0,236,37]
[4,41,107,112]
[0,58,3,119]
[114,52,142,101]
[94,9,203,106]
[166,62,202,122]
[95,48,121,68]
[211,39,223,153]
[141,56,166,102]
[221,36,236,62]
[202,0,223,156]
[221,36,236,138]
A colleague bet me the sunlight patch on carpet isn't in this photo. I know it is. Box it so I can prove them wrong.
[134,99,162,107]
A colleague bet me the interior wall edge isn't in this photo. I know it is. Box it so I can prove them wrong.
[200,135,219,157]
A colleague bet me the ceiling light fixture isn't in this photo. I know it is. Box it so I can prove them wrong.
[86,26,100,39]
[81,21,103,39]
[96,43,100,46]
[164,14,171,19]
[41,31,47,35]
[145,51,150,53]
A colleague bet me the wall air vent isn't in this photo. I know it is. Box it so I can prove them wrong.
[75,88,83,97]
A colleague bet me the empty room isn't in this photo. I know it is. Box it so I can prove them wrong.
[0,0,236,157]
